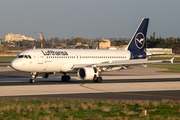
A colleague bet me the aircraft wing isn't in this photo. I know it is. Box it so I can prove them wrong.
[73,59,162,69]
[97,59,162,67]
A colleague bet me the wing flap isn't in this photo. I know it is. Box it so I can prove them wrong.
[97,59,162,67]
[73,59,162,69]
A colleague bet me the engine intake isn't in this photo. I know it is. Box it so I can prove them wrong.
[77,67,98,80]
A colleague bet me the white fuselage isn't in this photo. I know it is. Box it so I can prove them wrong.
[11,49,131,73]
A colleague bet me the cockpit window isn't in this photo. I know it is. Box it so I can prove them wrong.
[18,55,32,59]
[24,55,28,58]
[28,55,31,59]
[18,55,24,58]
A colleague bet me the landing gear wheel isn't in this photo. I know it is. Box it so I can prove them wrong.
[97,77,102,83]
[61,76,66,82]
[93,79,97,83]
[93,78,98,83]
[66,75,71,82]
[61,75,71,82]
[29,79,35,83]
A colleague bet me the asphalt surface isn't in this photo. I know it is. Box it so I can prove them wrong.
[0,63,180,101]
[0,77,180,86]
[2,90,180,101]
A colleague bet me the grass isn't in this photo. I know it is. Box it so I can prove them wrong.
[0,99,179,120]
[148,63,180,73]
[0,56,15,61]
[149,57,180,61]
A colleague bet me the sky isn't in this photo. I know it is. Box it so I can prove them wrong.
[0,0,180,39]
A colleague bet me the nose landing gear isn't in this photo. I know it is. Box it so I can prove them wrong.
[29,72,36,83]
[29,79,35,83]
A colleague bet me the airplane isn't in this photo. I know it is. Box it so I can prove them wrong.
[11,18,163,83]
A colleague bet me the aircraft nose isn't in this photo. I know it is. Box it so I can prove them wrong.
[11,59,21,70]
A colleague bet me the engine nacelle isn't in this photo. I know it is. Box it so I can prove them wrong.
[34,73,49,78]
[77,67,98,80]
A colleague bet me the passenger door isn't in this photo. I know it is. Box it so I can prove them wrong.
[36,52,43,64]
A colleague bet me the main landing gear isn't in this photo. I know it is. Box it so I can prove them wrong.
[93,76,102,83]
[61,73,71,82]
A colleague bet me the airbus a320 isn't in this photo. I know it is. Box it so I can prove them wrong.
[11,18,163,83]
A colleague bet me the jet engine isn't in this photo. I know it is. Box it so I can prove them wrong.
[77,67,98,80]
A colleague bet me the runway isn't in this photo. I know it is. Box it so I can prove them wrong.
[0,65,180,101]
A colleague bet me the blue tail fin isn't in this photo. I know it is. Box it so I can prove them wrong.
[126,18,149,52]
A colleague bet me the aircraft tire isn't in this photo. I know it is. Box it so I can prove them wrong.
[97,77,102,83]
[61,76,66,82]
[61,75,71,82]
[66,75,71,82]
[29,79,35,83]
[93,79,97,83]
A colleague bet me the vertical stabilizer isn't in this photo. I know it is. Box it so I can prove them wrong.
[125,18,149,52]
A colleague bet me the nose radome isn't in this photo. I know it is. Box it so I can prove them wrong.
[11,60,17,70]
[11,59,21,70]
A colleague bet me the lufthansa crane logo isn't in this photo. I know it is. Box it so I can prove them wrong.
[135,32,145,49]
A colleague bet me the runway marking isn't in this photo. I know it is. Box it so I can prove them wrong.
[80,83,180,99]
[80,83,106,92]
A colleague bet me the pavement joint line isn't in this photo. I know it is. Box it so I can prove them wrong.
[80,83,106,92]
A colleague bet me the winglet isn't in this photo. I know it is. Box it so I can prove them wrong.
[162,57,174,63]
[170,57,174,63]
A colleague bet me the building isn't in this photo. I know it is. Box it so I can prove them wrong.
[74,43,89,49]
[98,38,111,49]
[146,48,172,54]
[89,38,111,49]
[4,33,35,42]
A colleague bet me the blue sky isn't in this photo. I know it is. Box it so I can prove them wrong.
[0,0,179,39]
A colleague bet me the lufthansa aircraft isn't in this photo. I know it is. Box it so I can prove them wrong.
[11,18,162,83]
